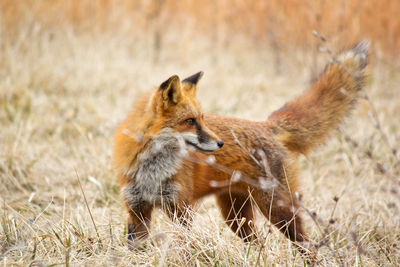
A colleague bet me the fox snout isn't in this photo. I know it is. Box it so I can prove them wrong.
[180,126,223,154]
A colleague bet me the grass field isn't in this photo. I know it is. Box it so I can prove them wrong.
[1,3,400,266]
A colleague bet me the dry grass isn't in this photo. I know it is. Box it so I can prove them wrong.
[1,4,400,266]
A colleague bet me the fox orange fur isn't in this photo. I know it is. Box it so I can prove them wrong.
[113,41,369,248]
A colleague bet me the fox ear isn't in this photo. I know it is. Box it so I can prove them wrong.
[159,75,182,108]
[182,71,203,94]
[183,71,204,85]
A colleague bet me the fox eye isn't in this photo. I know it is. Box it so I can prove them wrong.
[185,118,196,126]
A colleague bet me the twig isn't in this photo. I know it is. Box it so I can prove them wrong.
[75,169,102,247]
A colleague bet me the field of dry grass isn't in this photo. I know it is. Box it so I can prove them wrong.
[1,2,400,266]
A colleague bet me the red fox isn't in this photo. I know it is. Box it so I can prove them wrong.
[113,41,368,249]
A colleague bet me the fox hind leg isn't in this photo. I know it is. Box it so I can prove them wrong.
[253,189,307,242]
[254,189,318,261]
[216,192,257,243]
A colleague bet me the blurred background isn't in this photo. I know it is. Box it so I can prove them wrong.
[2,0,399,64]
[1,1,399,265]
[2,0,399,122]
[2,1,400,52]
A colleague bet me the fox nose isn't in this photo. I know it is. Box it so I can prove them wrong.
[217,140,224,148]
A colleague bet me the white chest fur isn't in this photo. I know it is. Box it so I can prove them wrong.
[121,128,186,209]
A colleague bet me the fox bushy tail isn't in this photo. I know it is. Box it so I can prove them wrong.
[268,41,369,154]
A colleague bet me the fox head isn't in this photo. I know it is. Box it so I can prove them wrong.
[150,71,224,153]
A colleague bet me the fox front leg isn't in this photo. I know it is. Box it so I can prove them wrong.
[126,204,153,248]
